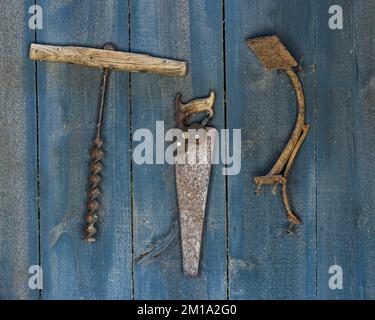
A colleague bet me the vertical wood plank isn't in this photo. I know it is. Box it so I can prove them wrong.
[225,0,317,299]
[131,0,227,299]
[37,0,132,299]
[317,0,375,299]
[0,0,38,300]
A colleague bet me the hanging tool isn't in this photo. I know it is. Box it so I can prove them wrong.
[174,91,215,277]
[30,43,187,242]
[246,35,310,234]
[84,44,113,242]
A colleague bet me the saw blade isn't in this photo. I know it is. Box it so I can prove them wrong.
[175,128,215,277]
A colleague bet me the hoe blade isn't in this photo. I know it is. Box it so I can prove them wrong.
[246,35,298,70]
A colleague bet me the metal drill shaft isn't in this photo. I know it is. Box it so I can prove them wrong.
[83,66,111,243]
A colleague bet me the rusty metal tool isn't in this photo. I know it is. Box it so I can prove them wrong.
[246,35,310,234]
[83,44,113,242]
[30,43,187,242]
[175,91,215,277]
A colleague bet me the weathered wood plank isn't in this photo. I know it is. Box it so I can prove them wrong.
[225,0,317,299]
[317,0,375,299]
[0,1,38,299]
[131,0,227,299]
[37,0,132,299]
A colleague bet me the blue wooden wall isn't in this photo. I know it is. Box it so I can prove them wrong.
[1,0,375,300]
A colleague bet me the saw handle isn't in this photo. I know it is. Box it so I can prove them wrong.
[175,92,215,131]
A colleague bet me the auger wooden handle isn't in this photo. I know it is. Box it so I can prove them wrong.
[30,44,187,77]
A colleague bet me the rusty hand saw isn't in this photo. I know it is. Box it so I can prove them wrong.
[174,91,215,277]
